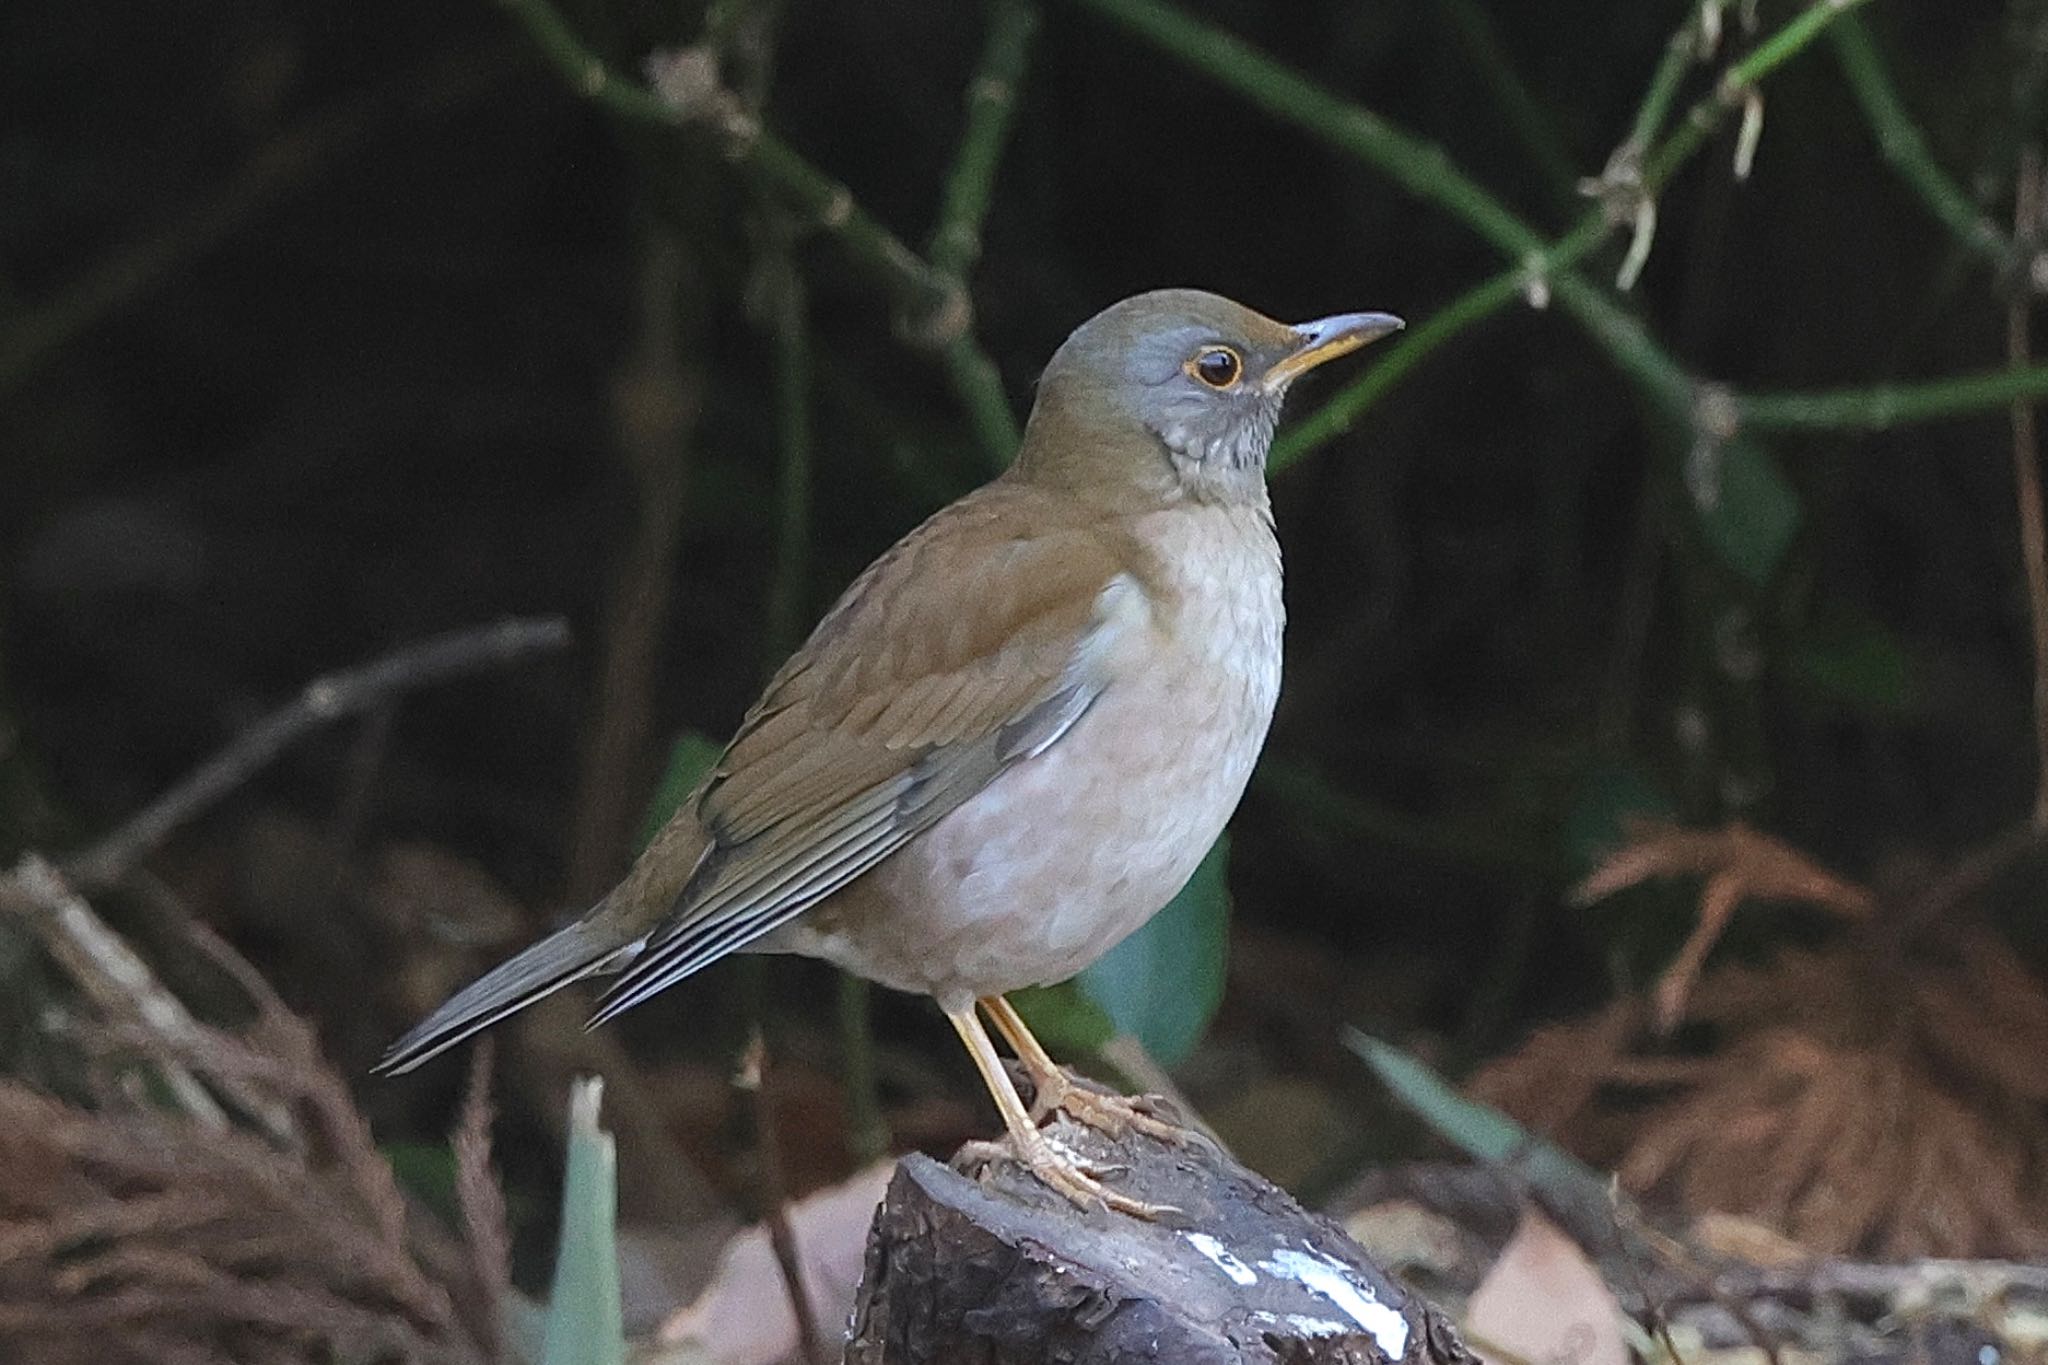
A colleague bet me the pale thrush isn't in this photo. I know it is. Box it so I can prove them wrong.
[379,289,1402,1215]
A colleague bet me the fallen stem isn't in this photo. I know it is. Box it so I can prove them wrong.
[740,1033,830,1365]
[66,617,572,889]
[0,856,237,1133]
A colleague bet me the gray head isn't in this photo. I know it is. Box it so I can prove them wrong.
[1013,289,1402,506]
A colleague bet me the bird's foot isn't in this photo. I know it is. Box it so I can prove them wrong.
[957,1130,1175,1220]
[1028,1071,1190,1146]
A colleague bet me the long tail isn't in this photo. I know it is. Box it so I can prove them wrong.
[374,897,642,1075]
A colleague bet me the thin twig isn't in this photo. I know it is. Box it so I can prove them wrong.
[836,974,889,1165]
[1270,267,1528,470]
[1733,360,2048,430]
[501,0,947,321]
[1628,15,1705,160]
[1830,16,2015,274]
[65,617,572,889]
[928,0,1042,283]
[1084,0,1867,463]
[738,1032,830,1365]
[943,341,1023,470]
[1433,0,1582,214]
[496,0,1025,472]
[2011,147,2048,828]
[924,0,1041,465]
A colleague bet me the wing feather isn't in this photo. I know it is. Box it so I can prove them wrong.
[592,487,1151,1023]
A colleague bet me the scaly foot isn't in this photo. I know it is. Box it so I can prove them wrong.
[956,1128,1176,1220]
[1027,1070,1191,1146]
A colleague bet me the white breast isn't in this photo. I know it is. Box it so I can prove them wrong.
[792,501,1283,1007]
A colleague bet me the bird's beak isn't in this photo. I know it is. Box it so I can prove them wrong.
[1262,311,1405,393]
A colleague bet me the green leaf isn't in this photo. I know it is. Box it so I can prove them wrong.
[543,1077,624,1365]
[638,730,725,850]
[1072,834,1232,1067]
[1341,1028,1609,1210]
[1695,436,1801,587]
[1008,980,1116,1059]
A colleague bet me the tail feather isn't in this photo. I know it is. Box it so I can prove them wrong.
[375,910,640,1075]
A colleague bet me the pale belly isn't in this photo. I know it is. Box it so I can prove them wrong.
[766,505,1283,1009]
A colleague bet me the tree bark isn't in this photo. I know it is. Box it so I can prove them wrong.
[845,1108,1480,1365]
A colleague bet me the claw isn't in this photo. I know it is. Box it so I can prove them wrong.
[1032,1073,1193,1146]
[956,1131,1176,1219]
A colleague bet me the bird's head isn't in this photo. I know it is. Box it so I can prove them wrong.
[1014,289,1402,507]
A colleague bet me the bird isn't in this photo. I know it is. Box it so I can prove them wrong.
[378,289,1402,1216]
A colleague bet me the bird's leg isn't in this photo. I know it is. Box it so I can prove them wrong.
[944,1002,1171,1219]
[978,994,1189,1145]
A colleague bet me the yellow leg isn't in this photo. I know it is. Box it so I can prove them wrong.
[978,994,1189,1144]
[944,1002,1167,1218]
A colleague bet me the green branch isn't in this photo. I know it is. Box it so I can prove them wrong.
[1433,0,1581,214]
[1624,16,1701,158]
[1270,268,1528,471]
[927,0,1042,465]
[1739,362,2048,432]
[503,0,948,315]
[1069,0,1543,260]
[1829,15,2015,272]
[1069,0,1950,464]
[499,0,1030,458]
[930,0,1042,281]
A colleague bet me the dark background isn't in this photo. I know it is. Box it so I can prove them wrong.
[4,0,2044,1257]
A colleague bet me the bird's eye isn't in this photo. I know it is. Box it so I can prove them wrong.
[1188,346,1243,389]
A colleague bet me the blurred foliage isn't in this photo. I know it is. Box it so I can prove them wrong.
[6,0,2048,1255]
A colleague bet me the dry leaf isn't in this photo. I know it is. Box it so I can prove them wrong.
[1470,934,2048,1259]
[0,900,499,1365]
[1574,820,1874,1030]
[657,1161,896,1365]
[1465,1207,1628,1365]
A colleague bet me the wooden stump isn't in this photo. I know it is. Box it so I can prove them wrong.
[844,1103,1480,1365]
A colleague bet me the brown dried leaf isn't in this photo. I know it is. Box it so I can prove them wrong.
[657,1161,896,1365]
[1475,920,2048,1258]
[1574,821,1875,1029]
[1466,1207,1628,1365]
[0,875,502,1364]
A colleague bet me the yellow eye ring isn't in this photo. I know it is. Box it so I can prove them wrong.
[1187,346,1243,389]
